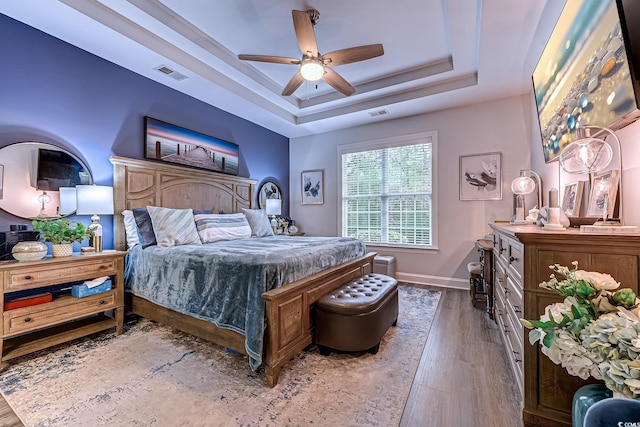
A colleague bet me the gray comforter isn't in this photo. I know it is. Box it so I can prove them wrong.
[124,236,367,370]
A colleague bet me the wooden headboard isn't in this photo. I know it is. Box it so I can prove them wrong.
[109,156,256,251]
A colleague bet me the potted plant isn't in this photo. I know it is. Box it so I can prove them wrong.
[32,218,92,257]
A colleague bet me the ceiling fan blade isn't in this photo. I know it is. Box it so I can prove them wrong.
[323,44,384,66]
[282,71,305,96]
[322,68,355,96]
[292,10,318,57]
[238,54,300,65]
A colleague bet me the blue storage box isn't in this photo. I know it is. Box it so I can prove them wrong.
[71,279,112,298]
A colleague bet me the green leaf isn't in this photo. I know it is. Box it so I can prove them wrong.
[542,330,555,348]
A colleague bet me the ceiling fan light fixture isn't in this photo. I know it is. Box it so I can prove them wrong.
[300,58,325,81]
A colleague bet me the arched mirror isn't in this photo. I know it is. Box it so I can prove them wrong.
[0,142,92,219]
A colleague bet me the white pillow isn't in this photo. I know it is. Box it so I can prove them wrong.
[194,213,252,243]
[241,208,274,237]
[121,210,140,249]
[147,206,202,247]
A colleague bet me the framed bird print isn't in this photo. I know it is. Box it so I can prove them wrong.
[459,152,502,201]
[257,180,282,209]
[301,169,324,205]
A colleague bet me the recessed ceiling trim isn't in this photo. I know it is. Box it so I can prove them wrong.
[125,0,299,110]
[59,0,297,123]
[296,73,478,124]
[296,56,454,108]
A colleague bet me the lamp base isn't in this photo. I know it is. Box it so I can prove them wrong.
[543,223,566,230]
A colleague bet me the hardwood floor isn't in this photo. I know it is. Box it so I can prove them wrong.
[0,287,521,427]
[401,286,523,427]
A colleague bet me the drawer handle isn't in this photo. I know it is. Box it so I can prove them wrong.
[504,326,509,334]
[499,247,505,253]
[24,275,33,280]
[99,300,106,305]
[24,317,32,323]
[503,287,509,294]
[513,351,521,363]
[99,265,108,270]
[513,305,522,314]
[509,256,517,262]
[497,309,503,316]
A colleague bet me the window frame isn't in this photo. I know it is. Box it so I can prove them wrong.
[337,131,438,250]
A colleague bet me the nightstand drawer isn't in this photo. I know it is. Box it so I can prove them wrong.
[3,292,116,336]
[5,259,116,291]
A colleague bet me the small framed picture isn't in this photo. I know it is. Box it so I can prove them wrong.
[301,170,324,205]
[459,152,502,201]
[561,181,585,217]
[586,170,620,218]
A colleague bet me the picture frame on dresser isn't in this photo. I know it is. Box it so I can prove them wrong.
[459,152,501,201]
[301,169,324,205]
[144,116,239,176]
[561,181,584,217]
[586,170,619,219]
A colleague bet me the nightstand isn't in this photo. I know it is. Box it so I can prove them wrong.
[0,251,126,365]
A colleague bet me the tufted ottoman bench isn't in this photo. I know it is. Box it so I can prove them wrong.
[315,273,398,356]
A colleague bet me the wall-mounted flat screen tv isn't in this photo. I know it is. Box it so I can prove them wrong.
[533,0,640,163]
[36,148,89,191]
[144,117,239,176]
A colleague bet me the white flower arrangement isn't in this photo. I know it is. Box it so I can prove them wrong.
[521,262,640,398]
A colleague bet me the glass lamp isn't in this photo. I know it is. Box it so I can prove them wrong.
[511,172,536,224]
[559,126,621,224]
[75,185,114,251]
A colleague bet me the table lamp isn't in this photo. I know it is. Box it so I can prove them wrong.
[266,198,281,233]
[510,171,537,224]
[75,185,114,251]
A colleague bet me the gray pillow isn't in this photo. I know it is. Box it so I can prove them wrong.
[147,206,202,247]
[241,208,274,237]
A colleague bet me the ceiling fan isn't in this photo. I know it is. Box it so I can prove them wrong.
[238,9,384,97]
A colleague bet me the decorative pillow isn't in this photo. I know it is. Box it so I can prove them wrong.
[194,213,252,243]
[147,206,202,247]
[121,210,140,249]
[241,208,274,237]
[132,207,157,248]
[192,209,213,215]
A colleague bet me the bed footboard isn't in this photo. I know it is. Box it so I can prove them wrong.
[262,252,376,387]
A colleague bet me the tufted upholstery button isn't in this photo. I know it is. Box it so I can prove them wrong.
[317,273,398,315]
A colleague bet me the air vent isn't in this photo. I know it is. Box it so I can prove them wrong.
[154,65,188,81]
[368,109,389,117]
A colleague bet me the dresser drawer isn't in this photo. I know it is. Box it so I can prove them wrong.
[507,241,523,282]
[505,275,523,315]
[3,292,117,336]
[4,259,117,292]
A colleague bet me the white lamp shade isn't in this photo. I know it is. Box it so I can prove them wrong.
[265,198,281,216]
[59,187,77,216]
[511,176,535,196]
[75,185,114,215]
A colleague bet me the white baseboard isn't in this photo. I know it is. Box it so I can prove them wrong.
[396,272,469,290]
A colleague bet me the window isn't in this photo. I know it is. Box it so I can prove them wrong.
[340,133,436,249]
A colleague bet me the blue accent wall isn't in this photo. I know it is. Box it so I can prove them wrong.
[0,14,289,250]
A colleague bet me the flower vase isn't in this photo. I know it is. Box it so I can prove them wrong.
[572,383,613,427]
[51,243,73,258]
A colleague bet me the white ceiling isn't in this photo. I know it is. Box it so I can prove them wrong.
[1,0,565,138]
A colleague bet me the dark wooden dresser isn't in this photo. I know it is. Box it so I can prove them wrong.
[489,223,640,427]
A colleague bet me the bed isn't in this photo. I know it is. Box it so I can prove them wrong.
[110,156,375,387]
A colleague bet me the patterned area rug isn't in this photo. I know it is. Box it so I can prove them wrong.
[0,286,440,427]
